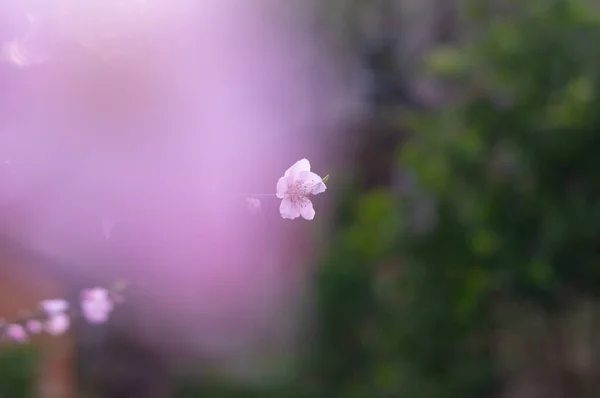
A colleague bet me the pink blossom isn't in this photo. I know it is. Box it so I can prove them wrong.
[26,319,43,334]
[45,313,70,336]
[40,299,69,314]
[276,159,326,220]
[6,324,28,343]
[81,287,114,324]
[40,299,70,335]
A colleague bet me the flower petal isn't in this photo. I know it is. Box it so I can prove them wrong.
[284,159,311,178]
[279,197,301,219]
[298,171,326,195]
[276,176,287,199]
[311,182,327,195]
[300,200,315,220]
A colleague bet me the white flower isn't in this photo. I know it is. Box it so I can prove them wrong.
[5,324,27,343]
[276,159,326,220]
[81,287,114,324]
[40,299,70,336]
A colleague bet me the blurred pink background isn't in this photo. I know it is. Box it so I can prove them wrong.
[0,0,359,371]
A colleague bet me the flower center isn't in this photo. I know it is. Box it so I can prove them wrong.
[288,180,310,203]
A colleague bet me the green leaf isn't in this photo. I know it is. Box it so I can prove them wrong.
[426,46,468,77]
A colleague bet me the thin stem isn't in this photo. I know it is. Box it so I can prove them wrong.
[236,193,277,197]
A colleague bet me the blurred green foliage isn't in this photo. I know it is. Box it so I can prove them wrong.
[181,0,600,396]
[0,346,39,398]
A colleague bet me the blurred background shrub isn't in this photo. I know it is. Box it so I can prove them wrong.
[0,346,38,398]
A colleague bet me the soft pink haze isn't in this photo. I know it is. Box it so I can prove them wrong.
[0,0,359,368]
